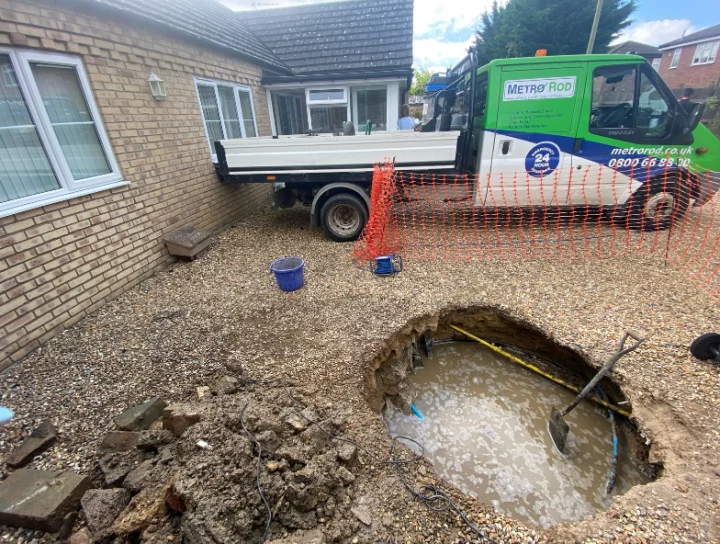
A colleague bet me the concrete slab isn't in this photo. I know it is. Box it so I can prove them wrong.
[4,420,57,468]
[0,469,91,532]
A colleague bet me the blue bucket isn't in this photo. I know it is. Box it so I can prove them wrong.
[270,257,305,292]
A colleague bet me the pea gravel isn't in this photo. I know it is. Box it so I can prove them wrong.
[1,206,719,543]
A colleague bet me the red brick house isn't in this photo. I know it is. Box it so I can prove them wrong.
[657,24,720,94]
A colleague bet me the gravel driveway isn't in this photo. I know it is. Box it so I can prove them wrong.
[1,206,719,543]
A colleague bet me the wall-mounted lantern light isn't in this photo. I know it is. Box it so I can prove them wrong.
[148,72,166,101]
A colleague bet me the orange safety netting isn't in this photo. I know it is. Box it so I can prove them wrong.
[352,162,720,297]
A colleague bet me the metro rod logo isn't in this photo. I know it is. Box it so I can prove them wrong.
[503,77,576,101]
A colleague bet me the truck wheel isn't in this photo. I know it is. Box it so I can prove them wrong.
[624,176,690,231]
[320,194,368,242]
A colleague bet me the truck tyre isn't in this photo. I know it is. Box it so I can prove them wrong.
[320,193,368,242]
[622,175,691,231]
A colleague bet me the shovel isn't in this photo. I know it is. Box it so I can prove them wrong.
[549,331,644,454]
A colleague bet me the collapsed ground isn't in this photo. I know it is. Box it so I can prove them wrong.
[1,206,719,543]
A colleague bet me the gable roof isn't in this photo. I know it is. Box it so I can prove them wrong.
[659,24,720,49]
[609,40,661,57]
[80,0,290,73]
[239,0,414,75]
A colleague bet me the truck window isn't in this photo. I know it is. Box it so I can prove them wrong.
[636,71,671,138]
[590,65,635,130]
[474,73,488,117]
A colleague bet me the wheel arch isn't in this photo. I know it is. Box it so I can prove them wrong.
[310,183,370,227]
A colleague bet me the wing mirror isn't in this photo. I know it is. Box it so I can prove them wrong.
[685,102,706,132]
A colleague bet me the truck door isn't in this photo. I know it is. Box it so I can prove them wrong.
[481,65,586,207]
[567,61,678,206]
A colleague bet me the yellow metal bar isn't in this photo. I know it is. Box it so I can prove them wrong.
[448,324,632,418]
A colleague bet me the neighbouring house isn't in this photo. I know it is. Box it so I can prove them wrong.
[240,0,413,135]
[0,0,413,370]
[609,40,662,70]
[657,24,720,94]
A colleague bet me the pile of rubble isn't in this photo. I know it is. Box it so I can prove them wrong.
[0,375,378,544]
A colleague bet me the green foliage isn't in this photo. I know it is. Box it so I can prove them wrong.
[475,0,637,66]
[410,67,432,96]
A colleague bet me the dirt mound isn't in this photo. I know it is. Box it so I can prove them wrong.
[86,382,378,543]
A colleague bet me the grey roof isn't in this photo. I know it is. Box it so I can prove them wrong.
[659,23,720,49]
[239,0,414,74]
[81,0,290,73]
[609,40,661,57]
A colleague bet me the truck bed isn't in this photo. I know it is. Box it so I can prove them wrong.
[217,131,460,175]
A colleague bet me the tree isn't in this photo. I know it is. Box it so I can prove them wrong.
[410,67,432,96]
[475,0,636,66]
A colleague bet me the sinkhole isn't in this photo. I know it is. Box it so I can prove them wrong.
[371,308,658,528]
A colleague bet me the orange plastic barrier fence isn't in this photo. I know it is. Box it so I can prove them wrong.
[352,162,720,297]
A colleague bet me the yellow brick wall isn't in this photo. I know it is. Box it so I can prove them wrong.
[0,0,274,370]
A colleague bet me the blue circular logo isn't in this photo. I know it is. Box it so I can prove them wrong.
[525,142,561,178]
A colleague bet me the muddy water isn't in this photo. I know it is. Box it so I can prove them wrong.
[383,342,649,528]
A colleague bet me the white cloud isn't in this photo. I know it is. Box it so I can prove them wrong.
[412,0,495,37]
[615,19,696,47]
[414,37,475,70]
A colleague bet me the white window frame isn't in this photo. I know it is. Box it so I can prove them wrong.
[305,87,348,105]
[670,48,681,69]
[304,86,350,132]
[691,40,719,65]
[651,57,661,71]
[0,48,125,219]
[194,77,258,162]
[351,85,389,131]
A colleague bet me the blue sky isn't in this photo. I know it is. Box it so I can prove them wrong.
[221,0,720,72]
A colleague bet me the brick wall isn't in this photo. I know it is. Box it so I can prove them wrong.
[657,47,720,90]
[0,0,274,370]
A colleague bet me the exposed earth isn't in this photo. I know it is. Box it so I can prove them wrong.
[1,205,719,543]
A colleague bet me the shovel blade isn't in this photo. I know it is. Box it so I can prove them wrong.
[549,406,570,454]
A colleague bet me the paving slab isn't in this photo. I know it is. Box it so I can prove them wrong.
[0,469,90,532]
[4,420,57,468]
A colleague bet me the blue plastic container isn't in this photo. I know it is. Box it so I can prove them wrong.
[270,257,305,292]
[371,254,403,276]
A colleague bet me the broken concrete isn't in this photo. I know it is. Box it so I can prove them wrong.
[123,459,156,493]
[98,453,136,487]
[0,469,90,532]
[136,429,175,451]
[211,375,239,395]
[112,486,167,536]
[80,488,131,534]
[99,431,140,452]
[68,528,93,544]
[4,420,57,468]
[351,505,372,526]
[113,397,167,431]
[163,404,201,437]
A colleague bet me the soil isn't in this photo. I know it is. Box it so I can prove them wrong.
[1,206,719,543]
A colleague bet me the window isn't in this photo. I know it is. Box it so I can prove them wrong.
[590,65,636,129]
[590,64,676,142]
[309,106,347,133]
[692,40,719,65]
[651,57,661,71]
[670,48,681,69]
[353,88,387,131]
[195,78,257,160]
[307,88,346,104]
[474,73,489,117]
[637,71,671,137]
[271,89,308,136]
[0,49,122,217]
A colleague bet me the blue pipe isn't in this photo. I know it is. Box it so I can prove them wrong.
[410,403,424,420]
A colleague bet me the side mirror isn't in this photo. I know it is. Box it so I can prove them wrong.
[685,102,706,132]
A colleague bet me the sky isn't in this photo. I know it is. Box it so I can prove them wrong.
[221,0,720,73]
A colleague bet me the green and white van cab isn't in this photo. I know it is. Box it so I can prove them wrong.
[427,50,720,230]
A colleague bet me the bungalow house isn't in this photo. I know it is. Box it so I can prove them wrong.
[0,0,414,370]
[239,0,413,135]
